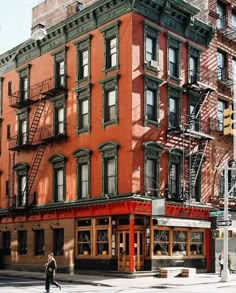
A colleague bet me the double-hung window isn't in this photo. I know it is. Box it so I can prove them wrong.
[72,148,91,199]
[75,84,91,134]
[143,142,163,197]
[168,148,183,200]
[18,65,30,103]
[188,45,200,84]
[167,35,182,80]
[34,229,44,256]
[98,142,119,196]
[49,154,66,202]
[100,74,119,127]
[75,35,91,82]
[217,100,226,132]
[232,12,236,29]
[14,162,29,207]
[18,112,28,146]
[53,228,64,256]
[52,48,67,88]
[100,20,120,73]
[168,86,181,129]
[217,1,226,29]
[217,50,227,81]
[144,75,161,126]
[52,95,66,137]
[18,230,27,255]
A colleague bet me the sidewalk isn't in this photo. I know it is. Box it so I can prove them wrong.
[1,270,236,288]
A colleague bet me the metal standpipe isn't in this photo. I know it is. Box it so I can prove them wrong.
[221,165,230,282]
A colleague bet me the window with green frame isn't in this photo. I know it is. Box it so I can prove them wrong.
[143,20,161,72]
[143,142,163,197]
[98,142,119,196]
[17,109,28,146]
[14,162,29,207]
[188,45,201,84]
[74,35,91,83]
[49,154,66,202]
[51,94,66,136]
[168,85,181,129]
[51,48,67,88]
[17,65,30,102]
[168,148,183,201]
[188,95,200,131]
[75,84,91,134]
[100,20,120,73]
[144,75,162,126]
[72,148,92,199]
[167,34,183,81]
[99,74,119,128]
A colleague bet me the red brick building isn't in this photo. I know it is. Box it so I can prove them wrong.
[0,0,231,274]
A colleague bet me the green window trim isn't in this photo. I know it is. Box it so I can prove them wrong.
[99,74,120,128]
[51,94,67,137]
[168,148,183,200]
[14,162,29,207]
[143,20,162,73]
[48,154,66,203]
[74,83,92,134]
[51,47,68,88]
[167,84,183,129]
[72,148,92,199]
[17,64,31,102]
[98,141,120,196]
[167,33,183,82]
[143,74,162,127]
[188,94,200,131]
[74,34,91,83]
[100,20,120,74]
[142,142,164,197]
[16,108,29,146]
[187,44,201,83]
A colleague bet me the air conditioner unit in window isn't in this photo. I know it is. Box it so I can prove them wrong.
[148,60,159,69]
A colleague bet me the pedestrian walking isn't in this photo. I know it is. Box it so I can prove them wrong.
[219,250,224,277]
[44,252,62,292]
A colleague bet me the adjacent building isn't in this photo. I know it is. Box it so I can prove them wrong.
[0,0,234,274]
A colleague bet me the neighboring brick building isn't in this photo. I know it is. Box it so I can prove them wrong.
[0,0,231,274]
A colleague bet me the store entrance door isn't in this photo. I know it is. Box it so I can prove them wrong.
[117,230,144,271]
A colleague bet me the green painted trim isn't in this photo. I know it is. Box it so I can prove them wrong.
[0,77,3,117]
[167,83,182,129]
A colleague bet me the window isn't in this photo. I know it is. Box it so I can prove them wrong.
[2,231,11,255]
[143,142,163,197]
[217,100,226,131]
[96,217,110,256]
[52,48,67,88]
[217,51,226,80]
[152,224,205,257]
[218,173,224,197]
[19,118,27,145]
[188,46,200,83]
[189,154,202,201]
[49,154,66,202]
[189,97,200,131]
[75,35,91,82]
[144,75,161,126]
[232,12,236,29]
[144,21,160,71]
[14,163,29,207]
[53,228,64,256]
[18,230,27,255]
[77,219,92,256]
[100,74,119,127]
[75,84,91,134]
[100,20,120,72]
[168,86,181,129]
[34,229,44,256]
[167,35,182,80]
[217,2,226,29]
[98,142,119,196]
[18,65,30,103]
[228,161,236,197]
[72,148,91,199]
[52,95,66,137]
[233,59,236,83]
[168,148,183,201]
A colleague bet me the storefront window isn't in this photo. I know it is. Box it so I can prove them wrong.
[77,230,91,256]
[190,231,204,255]
[96,229,109,255]
[153,230,169,256]
[173,231,187,255]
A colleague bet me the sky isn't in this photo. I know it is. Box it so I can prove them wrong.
[0,0,42,54]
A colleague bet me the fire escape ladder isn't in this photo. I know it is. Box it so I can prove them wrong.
[27,143,46,195]
[188,139,208,199]
[28,98,46,144]
[8,151,16,208]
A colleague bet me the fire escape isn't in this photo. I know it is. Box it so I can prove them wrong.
[7,77,66,209]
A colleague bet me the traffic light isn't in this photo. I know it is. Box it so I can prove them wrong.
[212,229,233,239]
[223,107,236,135]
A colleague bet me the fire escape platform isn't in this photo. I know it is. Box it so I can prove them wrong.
[182,128,215,140]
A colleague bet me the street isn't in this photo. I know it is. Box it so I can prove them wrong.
[0,276,236,293]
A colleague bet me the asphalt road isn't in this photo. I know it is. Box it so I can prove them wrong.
[0,276,235,293]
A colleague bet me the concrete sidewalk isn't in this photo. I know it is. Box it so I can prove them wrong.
[0,270,236,288]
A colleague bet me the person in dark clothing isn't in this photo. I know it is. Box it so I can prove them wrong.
[44,252,62,292]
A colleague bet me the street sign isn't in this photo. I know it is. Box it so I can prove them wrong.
[217,219,232,227]
[209,211,224,217]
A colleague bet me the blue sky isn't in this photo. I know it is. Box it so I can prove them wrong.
[0,0,41,54]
